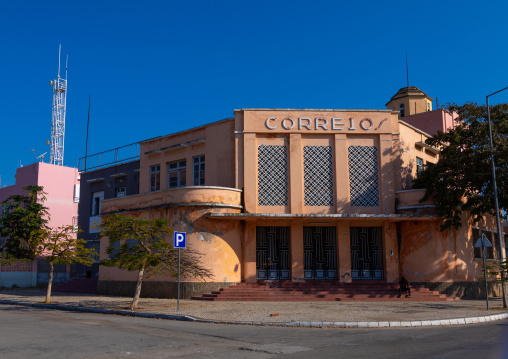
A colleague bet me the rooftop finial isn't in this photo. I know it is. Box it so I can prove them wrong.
[406,52,409,87]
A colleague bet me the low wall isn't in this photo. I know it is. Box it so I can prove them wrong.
[98,280,237,299]
[36,260,70,287]
[36,272,71,287]
[0,260,37,288]
[0,272,37,288]
[418,281,504,299]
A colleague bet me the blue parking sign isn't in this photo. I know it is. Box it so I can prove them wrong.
[174,232,186,248]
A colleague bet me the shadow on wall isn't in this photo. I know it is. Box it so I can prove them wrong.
[399,220,496,298]
[421,281,504,299]
[388,140,415,190]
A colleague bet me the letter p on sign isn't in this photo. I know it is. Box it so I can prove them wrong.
[174,232,186,248]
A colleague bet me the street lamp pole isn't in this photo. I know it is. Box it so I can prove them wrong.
[486,86,508,308]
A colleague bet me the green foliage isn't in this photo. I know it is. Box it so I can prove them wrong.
[98,214,212,280]
[0,185,50,259]
[36,225,97,304]
[97,214,212,309]
[413,102,508,230]
[485,260,508,283]
[35,225,97,266]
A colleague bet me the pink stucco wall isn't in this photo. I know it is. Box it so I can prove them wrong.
[400,109,457,136]
[0,162,79,230]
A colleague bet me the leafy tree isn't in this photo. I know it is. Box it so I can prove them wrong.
[0,186,96,303]
[0,185,50,260]
[414,102,508,230]
[485,260,508,281]
[98,214,212,310]
[35,225,97,304]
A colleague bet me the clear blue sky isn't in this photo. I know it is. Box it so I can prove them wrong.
[1,0,507,186]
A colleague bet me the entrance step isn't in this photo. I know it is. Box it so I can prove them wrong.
[191,281,459,302]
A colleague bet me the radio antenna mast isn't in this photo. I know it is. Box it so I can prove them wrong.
[49,44,67,166]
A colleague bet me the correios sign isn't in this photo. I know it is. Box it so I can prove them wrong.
[265,116,380,131]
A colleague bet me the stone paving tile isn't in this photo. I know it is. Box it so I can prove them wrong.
[0,289,507,324]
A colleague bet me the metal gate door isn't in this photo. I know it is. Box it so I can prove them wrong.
[256,226,291,280]
[350,227,383,280]
[303,227,337,280]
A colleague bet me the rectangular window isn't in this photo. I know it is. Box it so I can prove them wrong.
[258,145,288,206]
[72,216,79,233]
[74,184,80,203]
[91,191,104,216]
[193,155,205,186]
[304,146,334,206]
[116,187,127,198]
[168,160,187,188]
[416,157,424,178]
[150,165,160,192]
[348,146,380,207]
[399,103,405,117]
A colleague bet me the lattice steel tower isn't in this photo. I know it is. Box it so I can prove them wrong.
[49,45,67,166]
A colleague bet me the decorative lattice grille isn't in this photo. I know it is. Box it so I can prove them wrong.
[303,226,337,279]
[304,146,334,206]
[350,227,383,280]
[348,146,380,207]
[258,145,288,206]
[256,226,291,280]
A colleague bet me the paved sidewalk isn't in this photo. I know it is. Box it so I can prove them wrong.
[1,289,507,328]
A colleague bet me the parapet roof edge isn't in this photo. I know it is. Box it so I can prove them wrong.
[35,162,78,171]
[140,117,235,144]
[80,159,140,175]
[234,108,396,113]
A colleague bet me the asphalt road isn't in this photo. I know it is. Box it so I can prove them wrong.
[0,304,507,359]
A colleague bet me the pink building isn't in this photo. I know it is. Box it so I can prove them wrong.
[0,162,80,287]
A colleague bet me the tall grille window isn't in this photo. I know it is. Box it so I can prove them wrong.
[348,146,379,207]
[303,146,334,206]
[258,145,288,206]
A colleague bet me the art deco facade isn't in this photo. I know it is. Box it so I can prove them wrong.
[94,88,502,298]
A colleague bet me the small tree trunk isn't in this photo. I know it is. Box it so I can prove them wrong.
[130,263,146,310]
[45,261,54,304]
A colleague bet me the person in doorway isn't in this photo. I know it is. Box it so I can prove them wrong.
[398,276,411,298]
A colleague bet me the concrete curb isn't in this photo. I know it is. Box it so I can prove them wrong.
[1,299,507,328]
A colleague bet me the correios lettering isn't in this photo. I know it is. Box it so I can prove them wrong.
[265,117,376,131]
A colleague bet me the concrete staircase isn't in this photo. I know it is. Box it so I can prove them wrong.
[191,281,459,302]
[52,279,98,295]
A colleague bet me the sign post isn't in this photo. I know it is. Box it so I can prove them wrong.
[475,233,493,310]
[174,232,186,312]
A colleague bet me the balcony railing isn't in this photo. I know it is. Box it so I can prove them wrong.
[79,143,140,172]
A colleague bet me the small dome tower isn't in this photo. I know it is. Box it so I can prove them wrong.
[386,86,433,118]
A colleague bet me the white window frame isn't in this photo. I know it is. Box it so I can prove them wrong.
[193,155,205,186]
[150,165,161,192]
[416,157,424,178]
[168,160,187,188]
[91,191,104,216]
[116,187,127,198]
